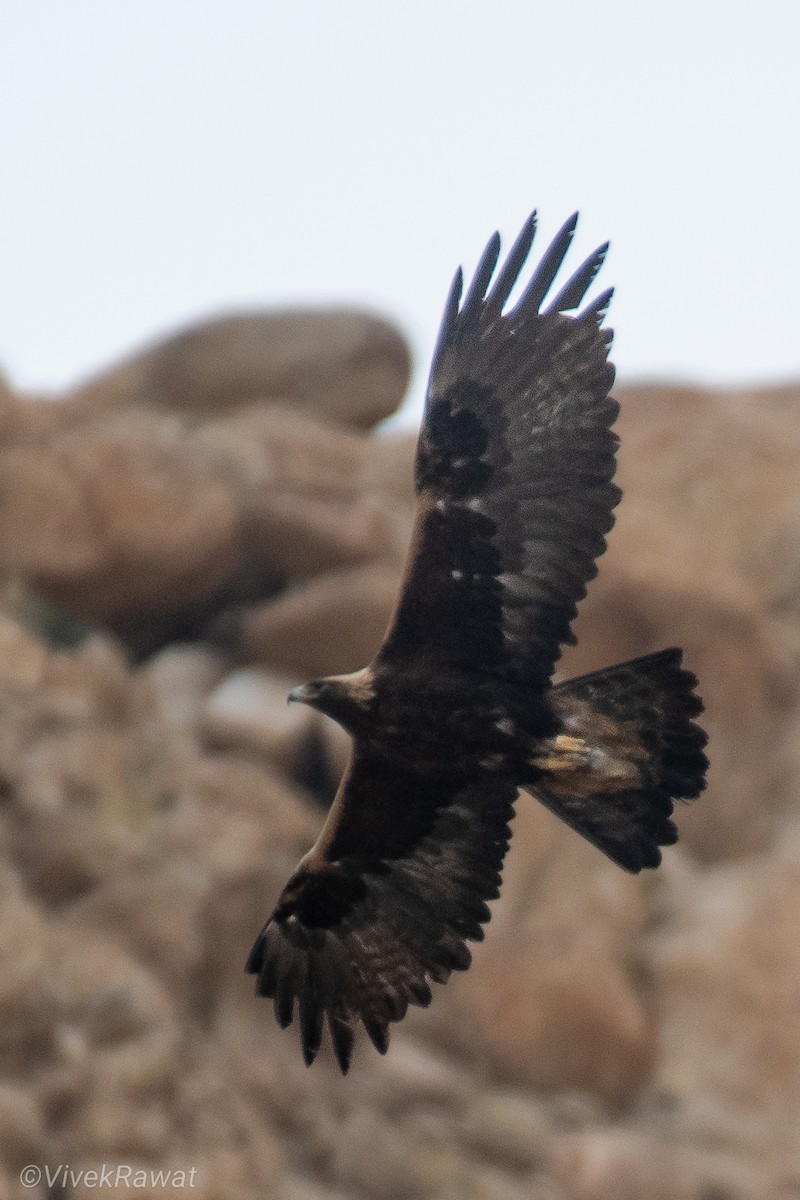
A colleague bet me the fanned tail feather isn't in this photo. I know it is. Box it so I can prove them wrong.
[529,648,708,872]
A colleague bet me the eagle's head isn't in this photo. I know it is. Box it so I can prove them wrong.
[288,667,376,735]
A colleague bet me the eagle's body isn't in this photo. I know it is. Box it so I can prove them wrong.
[297,663,550,769]
[247,211,708,1072]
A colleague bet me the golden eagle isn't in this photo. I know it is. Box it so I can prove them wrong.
[246,211,708,1072]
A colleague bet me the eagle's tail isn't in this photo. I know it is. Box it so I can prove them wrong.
[525,649,708,872]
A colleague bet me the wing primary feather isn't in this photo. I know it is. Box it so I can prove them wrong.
[408,977,433,1007]
[545,242,609,314]
[515,211,579,315]
[244,932,265,976]
[384,990,409,1022]
[273,952,300,1029]
[253,949,278,999]
[458,231,502,326]
[581,286,615,323]
[430,266,464,371]
[299,962,324,1066]
[484,210,538,315]
[426,960,453,985]
[437,934,472,972]
[363,1015,390,1055]
[328,1013,355,1074]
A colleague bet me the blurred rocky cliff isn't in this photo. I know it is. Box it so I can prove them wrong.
[0,308,799,1200]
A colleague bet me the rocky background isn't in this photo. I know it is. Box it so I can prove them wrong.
[0,306,799,1200]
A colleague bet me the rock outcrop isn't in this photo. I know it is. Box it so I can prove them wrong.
[0,310,798,1199]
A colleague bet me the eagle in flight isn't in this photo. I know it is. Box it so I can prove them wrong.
[246,211,708,1072]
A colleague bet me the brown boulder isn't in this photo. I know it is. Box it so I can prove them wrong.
[0,414,241,641]
[222,562,402,678]
[0,369,34,447]
[66,308,411,430]
[143,643,228,735]
[3,634,183,904]
[646,843,800,1173]
[548,1130,768,1200]
[563,557,791,862]
[196,403,412,580]
[0,1084,47,1179]
[0,444,106,580]
[201,667,318,775]
[561,381,800,861]
[429,799,654,1106]
[0,867,50,1072]
[1,345,800,1199]
[0,404,414,657]
[0,611,47,698]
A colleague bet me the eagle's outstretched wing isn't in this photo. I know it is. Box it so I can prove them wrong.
[378,211,619,687]
[246,746,517,1072]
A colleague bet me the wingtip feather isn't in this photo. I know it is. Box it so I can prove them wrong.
[302,1039,320,1067]
[515,211,580,315]
[363,1016,390,1055]
[299,986,324,1066]
[429,265,464,373]
[485,210,538,315]
[545,241,610,315]
[583,286,615,323]
[329,1014,355,1074]
[244,933,265,976]
[460,231,502,324]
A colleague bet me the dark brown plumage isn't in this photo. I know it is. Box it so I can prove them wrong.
[246,211,708,1072]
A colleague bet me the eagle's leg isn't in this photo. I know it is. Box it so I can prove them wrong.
[531,734,593,774]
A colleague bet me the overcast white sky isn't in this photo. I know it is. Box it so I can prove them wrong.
[1,2,798,423]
